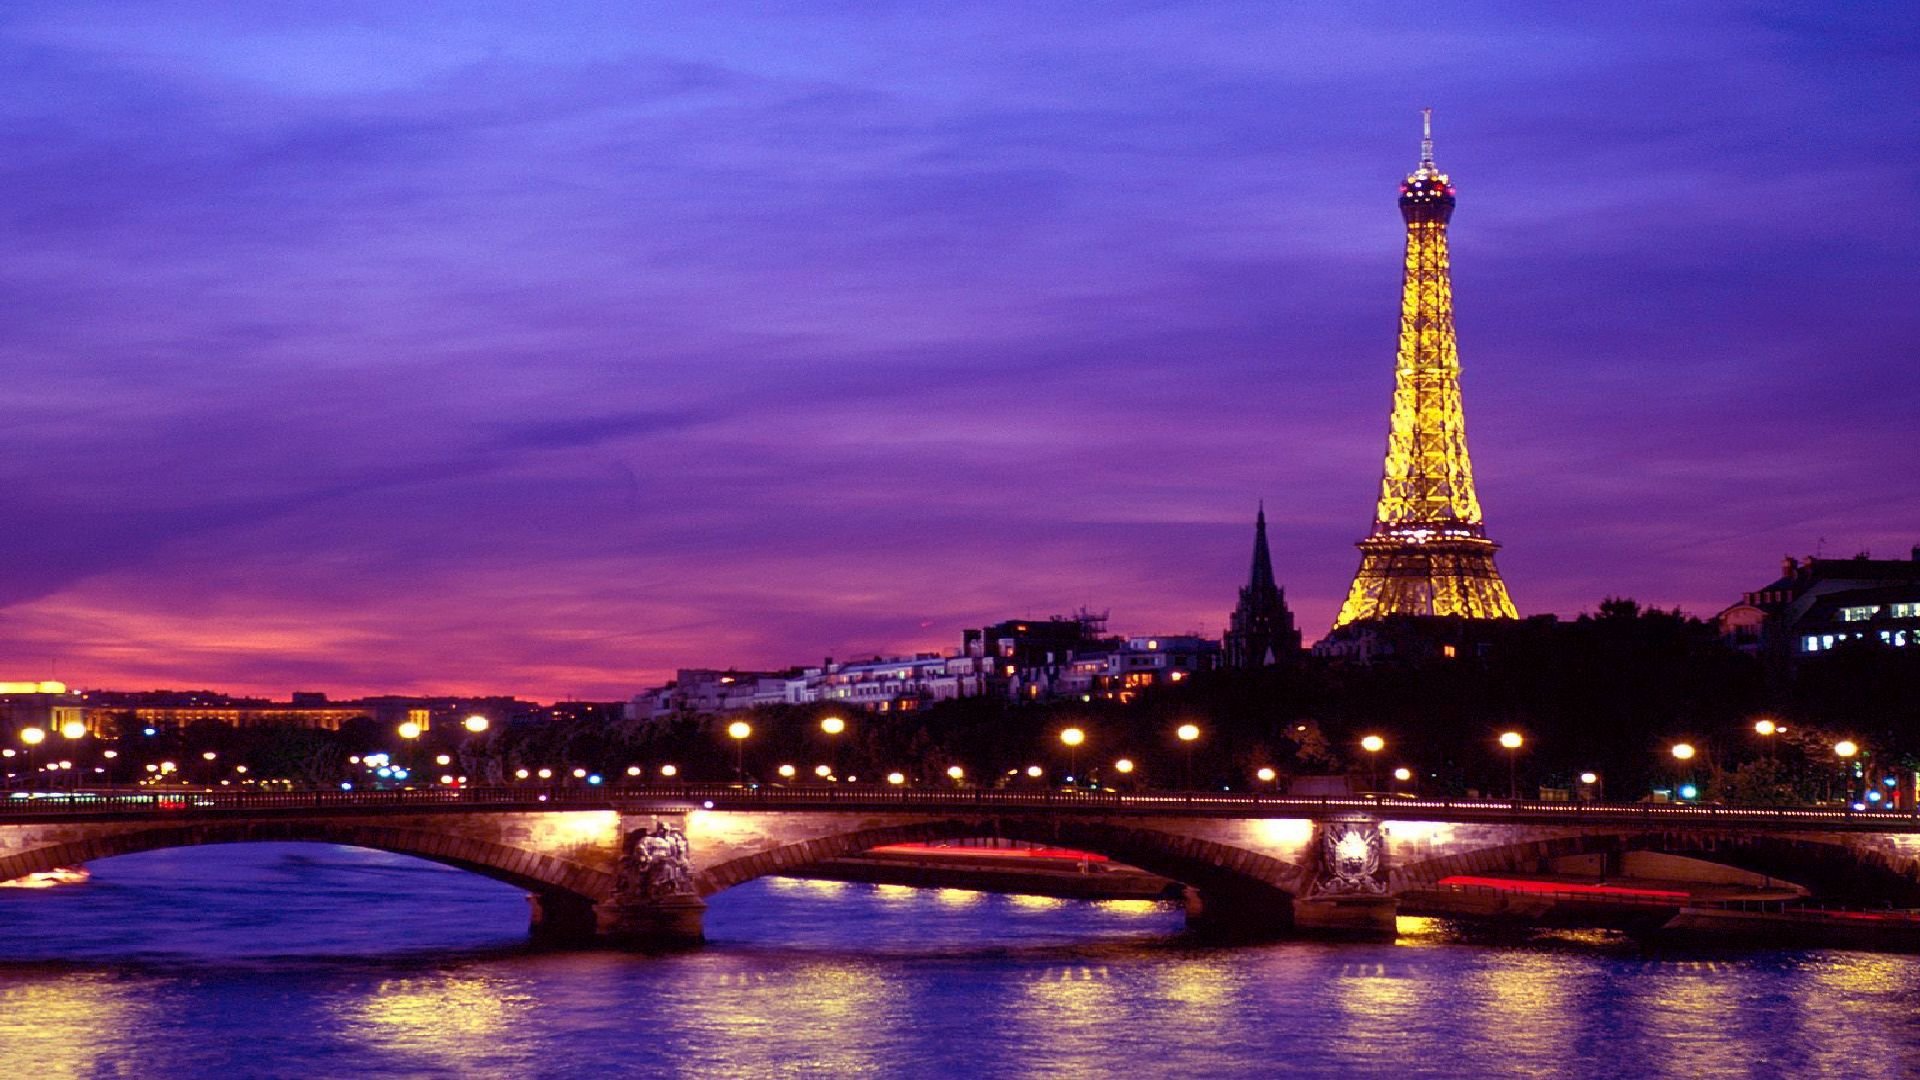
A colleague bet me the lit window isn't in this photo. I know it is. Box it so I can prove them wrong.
[1839,606,1880,622]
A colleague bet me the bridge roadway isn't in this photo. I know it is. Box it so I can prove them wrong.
[6,785,1920,830]
[4,786,1920,946]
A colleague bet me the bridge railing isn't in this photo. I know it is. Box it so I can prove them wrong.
[5,784,1920,832]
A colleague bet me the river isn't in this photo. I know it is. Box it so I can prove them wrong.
[2,843,1917,1078]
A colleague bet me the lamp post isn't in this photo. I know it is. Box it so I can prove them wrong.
[1577,771,1599,802]
[1393,766,1413,795]
[1835,740,1859,805]
[1176,724,1200,789]
[1256,766,1277,791]
[727,720,752,782]
[1360,735,1385,793]
[1498,732,1524,801]
[20,727,45,790]
[397,721,422,780]
[819,715,845,776]
[1059,728,1085,782]
[1670,742,1696,802]
[1115,758,1136,790]
[58,721,88,792]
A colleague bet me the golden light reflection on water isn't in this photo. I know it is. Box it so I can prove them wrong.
[655,958,893,1075]
[1458,951,1585,1066]
[1092,899,1166,916]
[1011,894,1067,910]
[936,888,984,906]
[776,877,849,896]
[1152,958,1232,1010]
[343,973,527,1063]
[0,977,140,1080]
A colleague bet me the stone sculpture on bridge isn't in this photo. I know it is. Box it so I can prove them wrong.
[619,820,696,900]
[1315,819,1387,896]
[597,815,707,947]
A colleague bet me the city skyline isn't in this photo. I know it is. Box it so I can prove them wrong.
[0,5,1913,698]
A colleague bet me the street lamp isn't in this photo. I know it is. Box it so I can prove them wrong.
[1256,766,1277,789]
[1670,742,1697,802]
[946,765,965,784]
[19,727,45,789]
[1115,758,1135,782]
[1360,735,1385,792]
[1835,740,1860,805]
[819,715,845,775]
[777,763,797,780]
[727,720,752,781]
[1393,766,1413,794]
[1498,732,1524,801]
[886,771,906,786]
[462,714,490,734]
[1060,728,1085,781]
[1176,723,1200,789]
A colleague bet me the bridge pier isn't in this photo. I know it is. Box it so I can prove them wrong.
[594,894,707,948]
[1292,816,1397,940]
[1292,896,1399,938]
[591,812,707,949]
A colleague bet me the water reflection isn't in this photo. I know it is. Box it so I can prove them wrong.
[0,976,143,1079]
[3,848,1920,1077]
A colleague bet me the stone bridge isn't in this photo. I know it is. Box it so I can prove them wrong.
[3,787,1919,946]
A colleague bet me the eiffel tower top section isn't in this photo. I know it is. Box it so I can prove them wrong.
[1399,106,1456,221]
[1373,107,1483,533]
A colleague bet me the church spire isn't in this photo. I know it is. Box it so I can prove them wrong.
[1224,504,1300,667]
[1249,503,1277,594]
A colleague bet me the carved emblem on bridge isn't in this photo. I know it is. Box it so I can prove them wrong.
[617,820,696,900]
[1313,819,1387,896]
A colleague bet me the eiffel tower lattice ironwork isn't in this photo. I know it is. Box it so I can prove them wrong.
[1332,110,1518,629]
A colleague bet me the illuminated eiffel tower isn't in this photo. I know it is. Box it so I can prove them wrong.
[1332,110,1517,629]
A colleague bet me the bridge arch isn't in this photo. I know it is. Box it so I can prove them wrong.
[0,819,616,908]
[693,814,1309,918]
[1392,828,1920,904]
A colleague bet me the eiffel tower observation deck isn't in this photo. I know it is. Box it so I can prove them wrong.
[1332,110,1518,629]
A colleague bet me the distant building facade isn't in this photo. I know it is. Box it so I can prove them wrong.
[624,609,1218,720]
[0,681,87,738]
[1717,548,1920,660]
[77,690,534,733]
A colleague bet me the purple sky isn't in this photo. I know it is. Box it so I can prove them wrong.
[0,4,1913,699]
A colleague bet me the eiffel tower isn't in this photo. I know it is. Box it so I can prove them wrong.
[1332,110,1517,629]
